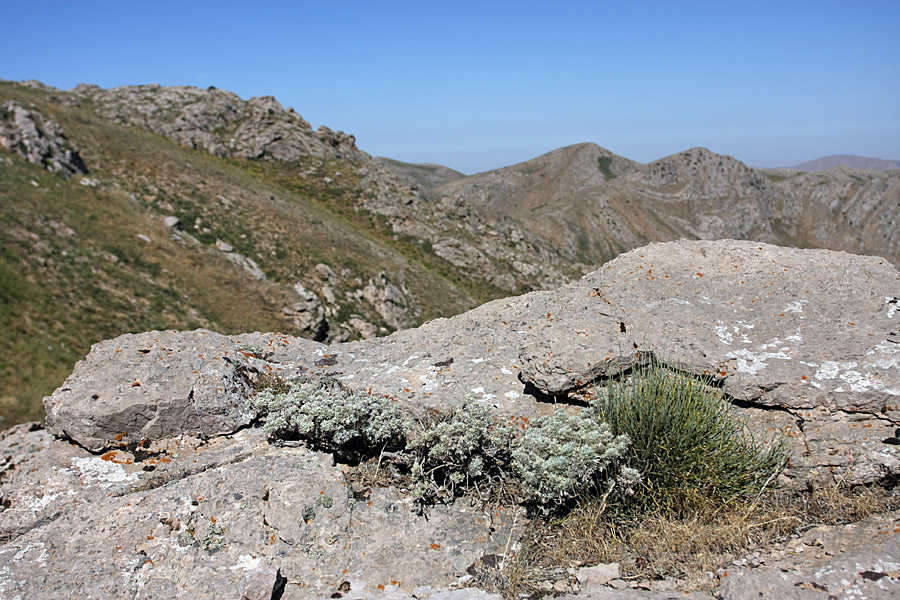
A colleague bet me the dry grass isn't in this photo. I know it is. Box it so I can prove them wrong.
[471,481,899,598]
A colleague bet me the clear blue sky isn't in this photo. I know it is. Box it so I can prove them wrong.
[4,1,899,173]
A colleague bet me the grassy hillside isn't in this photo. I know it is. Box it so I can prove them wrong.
[0,82,498,427]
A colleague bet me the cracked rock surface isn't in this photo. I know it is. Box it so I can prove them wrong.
[0,426,521,599]
[5,240,900,598]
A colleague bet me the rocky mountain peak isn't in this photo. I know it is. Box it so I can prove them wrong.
[71,83,367,162]
[646,146,767,193]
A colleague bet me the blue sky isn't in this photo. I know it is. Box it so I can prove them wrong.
[4,1,899,173]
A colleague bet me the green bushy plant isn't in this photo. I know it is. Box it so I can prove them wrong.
[512,409,638,507]
[405,400,515,505]
[250,375,407,462]
[592,358,789,514]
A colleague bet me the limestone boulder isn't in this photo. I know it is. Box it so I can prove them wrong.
[43,330,268,452]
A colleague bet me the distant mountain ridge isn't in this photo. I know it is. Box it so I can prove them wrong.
[378,143,900,275]
[791,154,900,172]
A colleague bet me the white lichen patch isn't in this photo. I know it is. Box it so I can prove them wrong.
[70,456,141,488]
[505,391,520,400]
[417,372,437,391]
[784,300,807,314]
[801,351,900,395]
[715,320,756,346]
[785,328,803,344]
[715,324,733,345]
[867,342,900,371]
[25,489,76,513]
[229,554,262,571]
[412,363,445,391]
[501,366,513,375]
[469,386,497,401]
[726,347,792,375]
[887,297,899,319]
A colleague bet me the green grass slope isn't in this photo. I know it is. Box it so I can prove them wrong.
[0,82,496,427]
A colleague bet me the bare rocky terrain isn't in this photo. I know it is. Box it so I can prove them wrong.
[2,240,899,599]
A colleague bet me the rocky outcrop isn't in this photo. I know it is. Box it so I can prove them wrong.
[283,283,329,341]
[360,272,420,331]
[214,239,267,281]
[0,100,88,175]
[6,240,899,598]
[71,83,367,163]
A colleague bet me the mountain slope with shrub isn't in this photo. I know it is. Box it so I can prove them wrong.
[0,81,519,425]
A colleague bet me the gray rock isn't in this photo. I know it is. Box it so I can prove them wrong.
[212,238,267,280]
[718,514,900,599]
[215,238,234,253]
[162,215,184,230]
[223,250,267,281]
[555,589,712,599]
[283,283,328,341]
[576,562,620,586]
[70,84,368,163]
[0,427,521,599]
[241,566,285,600]
[14,240,900,598]
[43,329,262,452]
[361,272,420,331]
[0,100,88,175]
[269,240,898,486]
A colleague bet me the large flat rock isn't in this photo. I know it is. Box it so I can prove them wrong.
[44,241,900,484]
[17,240,900,598]
[0,426,520,599]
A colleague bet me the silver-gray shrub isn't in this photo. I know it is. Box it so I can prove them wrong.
[512,409,638,507]
[250,375,407,460]
[405,400,515,505]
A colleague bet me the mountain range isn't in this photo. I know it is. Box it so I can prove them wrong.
[1,79,898,426]
[791,154,900,172]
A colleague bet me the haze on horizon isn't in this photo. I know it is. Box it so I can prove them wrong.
[4,0,898,174]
